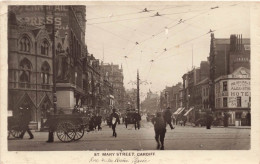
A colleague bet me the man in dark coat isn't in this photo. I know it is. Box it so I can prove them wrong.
[134,111,141,130]
[246,111,251,126]
[152,112,166,150]
[163,107,174,129]
[96,113,102,131]
[19,107,34,139]
[206,112,213,129]
[223,112,229,127]
[46,108,55,143]
[110,108,120,137]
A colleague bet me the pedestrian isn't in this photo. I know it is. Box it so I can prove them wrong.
[96,113,102,131]
[179,119,183,126]
[183,116,187,126]
[206,112,213,129]
[19,107,34,139]
[223,112,229,127]
[46,108,54,143]
[110,108,120,137]
[163,107,174,130]
[151,112,166,150]
[246,111,251,126]
[134,111,141,130]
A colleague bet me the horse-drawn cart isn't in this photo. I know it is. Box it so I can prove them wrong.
[44,114,90,142]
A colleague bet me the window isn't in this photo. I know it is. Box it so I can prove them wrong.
[19,36,31,52]
[223,81,227,91]
[237,97,241,107]
[223,97,227,107]
[41,40,49,55]
[41,61,50,89]
[19,58,32,88]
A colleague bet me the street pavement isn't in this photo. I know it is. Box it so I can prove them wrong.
[8,119,250,151]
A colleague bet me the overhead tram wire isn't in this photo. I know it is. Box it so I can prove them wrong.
[87,8,210,26]
[150,29,214,63]
[137,7,217,45]
[91,24,136,44]
[87,11,143,20]
[144,6,221,60]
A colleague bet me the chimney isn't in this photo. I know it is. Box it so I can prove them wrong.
[236,35,238,51]
[230,35,236,52]
[241,34,243,51]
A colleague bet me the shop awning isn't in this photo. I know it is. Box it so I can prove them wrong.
[184,107,194,116]
[173,107,185,115]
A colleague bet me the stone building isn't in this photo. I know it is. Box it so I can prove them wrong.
[8,10,54,129]
[7,5,92,129]
[209,33,250,110]
[141,90,159,114]
[101,63,125,112]
[214,67,250,126]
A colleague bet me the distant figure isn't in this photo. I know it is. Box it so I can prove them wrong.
[206,112,213,129]
[89,113,96,131]
[163,107,174,129]
[152,112,166,150]
[110,108,120,137]
[223,112,229,127]
[183,116,187,126]
[134,111,141,130]
[96,113,102,131]
[246,111,251,126]
[19,107,34,139]
[46,108,54,143]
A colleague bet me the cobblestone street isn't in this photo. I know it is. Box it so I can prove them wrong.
[8,119,250,151]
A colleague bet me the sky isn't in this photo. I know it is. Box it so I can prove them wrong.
[84,1,250,99]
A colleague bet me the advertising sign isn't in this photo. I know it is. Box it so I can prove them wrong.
[10,6,69,36]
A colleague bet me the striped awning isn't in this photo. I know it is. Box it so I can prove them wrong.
[184,107,194,116]
[173,107,185,115]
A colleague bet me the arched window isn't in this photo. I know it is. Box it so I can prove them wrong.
[19,36,31,52]
[41,40,49,55]
[41,61,50,89]
[19,58,32,88]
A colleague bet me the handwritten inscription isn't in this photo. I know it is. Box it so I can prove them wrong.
[89,152,153,164]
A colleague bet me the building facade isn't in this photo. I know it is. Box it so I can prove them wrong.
[8,6,111,129]
[101,63,125,112]
[8,11,54,129]
[215,67,250,126]
[209,33,250,111]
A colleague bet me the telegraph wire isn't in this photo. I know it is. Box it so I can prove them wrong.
[91,24,135,43]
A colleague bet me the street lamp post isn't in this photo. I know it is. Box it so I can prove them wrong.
[52,8,57,114]
[137,70,140,114]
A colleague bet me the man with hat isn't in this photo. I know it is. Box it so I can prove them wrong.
[110,108,120,137]
[152,112,167,150]
[163,107,174,130]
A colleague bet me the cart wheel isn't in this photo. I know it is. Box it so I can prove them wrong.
[74,126,84,141]
[56,121,76,142]
[10,129,22,138]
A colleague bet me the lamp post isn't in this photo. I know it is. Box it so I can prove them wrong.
[52,8,57,114]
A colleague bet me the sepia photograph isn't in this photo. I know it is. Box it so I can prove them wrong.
[5,2,253,151]
[1,2,260,163]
